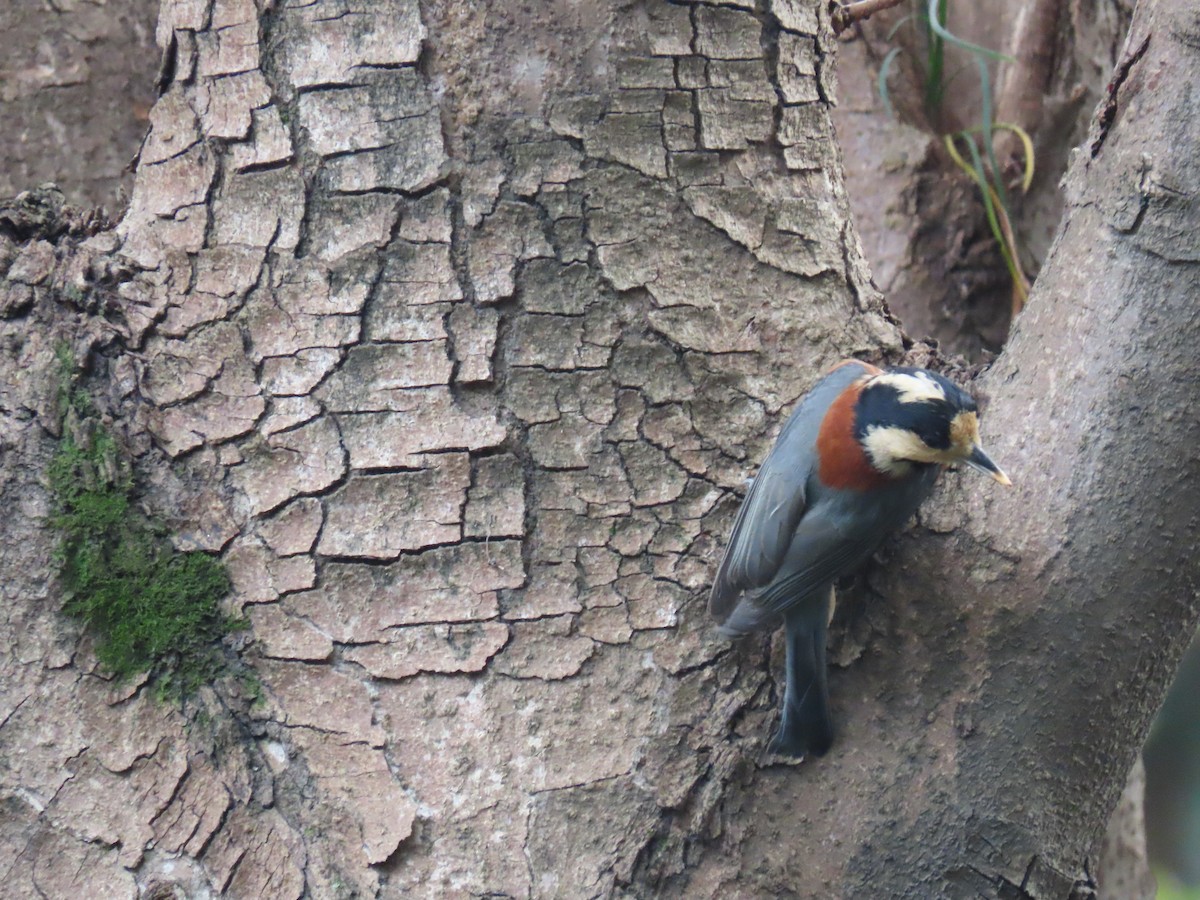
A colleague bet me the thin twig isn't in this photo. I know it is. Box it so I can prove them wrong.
[831,0,908,35]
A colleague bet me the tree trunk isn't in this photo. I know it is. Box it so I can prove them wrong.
[0,0,1196,898]
[1097,758,1156,899]
[0,0,159,209]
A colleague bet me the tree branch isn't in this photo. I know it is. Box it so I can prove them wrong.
[994,0,1066,179]
[831,0,909,35]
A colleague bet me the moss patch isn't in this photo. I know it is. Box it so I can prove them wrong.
[49,350,238,698]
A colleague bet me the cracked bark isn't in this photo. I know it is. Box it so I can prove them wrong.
[0,0,1196,897]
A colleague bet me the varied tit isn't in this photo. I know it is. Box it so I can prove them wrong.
[710,360,1010,758]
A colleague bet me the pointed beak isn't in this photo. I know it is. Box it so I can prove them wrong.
[964,445,1012,486]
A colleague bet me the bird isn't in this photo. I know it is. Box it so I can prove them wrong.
[710,359,1011,758]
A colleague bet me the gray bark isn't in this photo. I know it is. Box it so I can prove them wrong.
[0,0,1195,897]
[1097,759,1156,899]
[728,3,1195,892]
[0,0,159,209]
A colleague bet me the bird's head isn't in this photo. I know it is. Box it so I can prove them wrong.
[855,368,1011,485]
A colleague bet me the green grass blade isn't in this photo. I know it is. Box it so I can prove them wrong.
[955,135,1025,298]
[973,53,1009,210]
[926,0,1014,62]
[878,47,904,119]
[886,13,913,41]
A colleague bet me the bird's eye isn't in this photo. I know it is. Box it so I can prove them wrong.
[918,419,950,449]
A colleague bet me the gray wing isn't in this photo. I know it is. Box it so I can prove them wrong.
[754,507,878,614]
[709,361,875,625]
[753,463,942,617]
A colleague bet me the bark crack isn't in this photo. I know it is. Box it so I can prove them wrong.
[1090,34,1151,158]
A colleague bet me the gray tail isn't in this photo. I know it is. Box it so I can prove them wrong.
[769,598,833,758]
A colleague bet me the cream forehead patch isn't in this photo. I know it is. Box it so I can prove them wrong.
[949,411,979,450]
[871,371,947,405]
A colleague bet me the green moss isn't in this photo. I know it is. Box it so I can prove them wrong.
[49,352,239,698]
